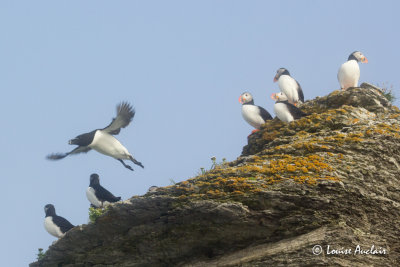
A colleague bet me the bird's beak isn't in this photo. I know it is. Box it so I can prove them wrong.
[238,95,243,103]
[273,75,278,82]
[361,56,368,63]
[271,93,277,100]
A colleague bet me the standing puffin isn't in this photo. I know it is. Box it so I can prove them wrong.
[338,51,368,90]
[271,92,307,122]
[47,102,144,171]
[239,92,272,133]
[44,204,74,238]
[273,68,304,105]
[86,173,121,208]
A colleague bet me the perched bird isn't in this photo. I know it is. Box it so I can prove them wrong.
[273,68,304,105]
[338,51,368,90]
[44,204,74,238]
[239,92,272,134]
[47,102,144,171]
[271,92,307,122]
[86,173,121,208]
[147,186,159,193]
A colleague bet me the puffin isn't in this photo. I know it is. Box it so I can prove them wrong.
[273,68,304,105]
[338,51,368,90]
[239,92,272,133]
[271,92,307,122]
[86,173,121,208]
[47,102,144,171]
[44,204,74,238]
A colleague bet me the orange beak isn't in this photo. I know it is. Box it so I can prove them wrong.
[270,93,277,100]
[239,95,243,103]
[273,77,278,82]
[361,56,368,63]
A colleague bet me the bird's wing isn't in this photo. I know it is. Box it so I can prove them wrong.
[296,81,304,102]
[286,103,307,120]
[94,185,121,202]
[258,106,273,121]
[46,146,92,160]
[102,102,135,135]
[53,215,74,233]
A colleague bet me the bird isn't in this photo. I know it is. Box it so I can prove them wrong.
[273,68,304,106]
[147,186,159,193]
[44,204,74,238]
[47,102,144,171]
[338,51,368,90]
[239,92,272,134]
[86,173,121,208]
[271,92,307,122]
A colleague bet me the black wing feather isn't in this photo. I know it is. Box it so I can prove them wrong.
[93,184,121,203]
[257,106,273,121]
[102,102,135,135]
[53,215,74,233]
[46,146,92,160]
[285,102,307,120]
[296,81,304,102]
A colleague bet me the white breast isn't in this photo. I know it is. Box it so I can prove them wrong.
[86,187,102,208]
[242,105,265,129]
[278,75,299,103]
[90,130,131,159]
[44,217,64,238]
[338,60,360,90]
[274,102,294,122]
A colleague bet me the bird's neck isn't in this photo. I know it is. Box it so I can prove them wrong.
[347,54,358,61]
[243,100,254,105]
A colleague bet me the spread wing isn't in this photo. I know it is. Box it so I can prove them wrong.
[46,146,92,160]
[53,215,74,233]
[102,102,135,135]
[94,185,121,203]
[258,106,273,121]
[286,102,307,120]
[296,81,304,102]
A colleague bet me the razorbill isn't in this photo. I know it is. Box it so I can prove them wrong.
[86,173,121,208]
[44,204,74,238]
[239,92,272,133]
[273,68,304,105]
[47,102,144,171]
[271,92,307,122]
[338,51,368,90]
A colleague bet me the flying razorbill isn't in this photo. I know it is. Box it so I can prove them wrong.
[239,92,272,134]
[87,173,121,208]
[338,51,368,90]
[44,204,74,238]
[273,68,304,106]
[271,92,307,123]
[47,102,144,171]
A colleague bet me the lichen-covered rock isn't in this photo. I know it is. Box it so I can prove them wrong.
[31,86,400,267]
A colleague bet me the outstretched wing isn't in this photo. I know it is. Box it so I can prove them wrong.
[102,102,135,135]
[53,215,74,233]
[286,102,307,120]
[46,146,92,160]
[296,81,304,102]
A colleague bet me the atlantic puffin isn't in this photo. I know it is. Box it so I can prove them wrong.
[273,68,304,105]
[47,102,144,171]
[338,51,368,90]
[44,204,74,238]
[239,92,272,133]
[86,173,121,208]
[271,92,307,122]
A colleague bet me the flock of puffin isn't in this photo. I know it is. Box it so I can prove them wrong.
[42,50,367,240]
[239,51,368,133]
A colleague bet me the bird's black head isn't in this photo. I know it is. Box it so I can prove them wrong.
[44,204,56,217]
[68,130,96,146]
[90,173,100,186]
[274,68,290,82]
[348,51,368,63]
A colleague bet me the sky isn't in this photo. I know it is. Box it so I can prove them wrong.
[1,1,399,265]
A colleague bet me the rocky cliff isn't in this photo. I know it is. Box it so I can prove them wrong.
[31,84,400,267]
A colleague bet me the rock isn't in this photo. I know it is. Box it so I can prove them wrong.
[31,86,400,267]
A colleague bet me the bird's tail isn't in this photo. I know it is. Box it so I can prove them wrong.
[129,156,144,168]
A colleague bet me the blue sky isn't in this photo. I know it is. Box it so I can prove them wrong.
[1,1,399,265]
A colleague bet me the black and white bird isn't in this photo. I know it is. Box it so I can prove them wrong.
[47,102,144,171]
[86,173,121,208]
[271,92,307,123]
[44,204,74,238]
[273,68,304,106]
[239,92,272,134]
[338,51,368,90]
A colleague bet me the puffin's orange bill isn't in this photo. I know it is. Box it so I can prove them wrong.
[238,96,243,103]
[270,93,277,100]
[273,77,278,82]
[362,57,368,63]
